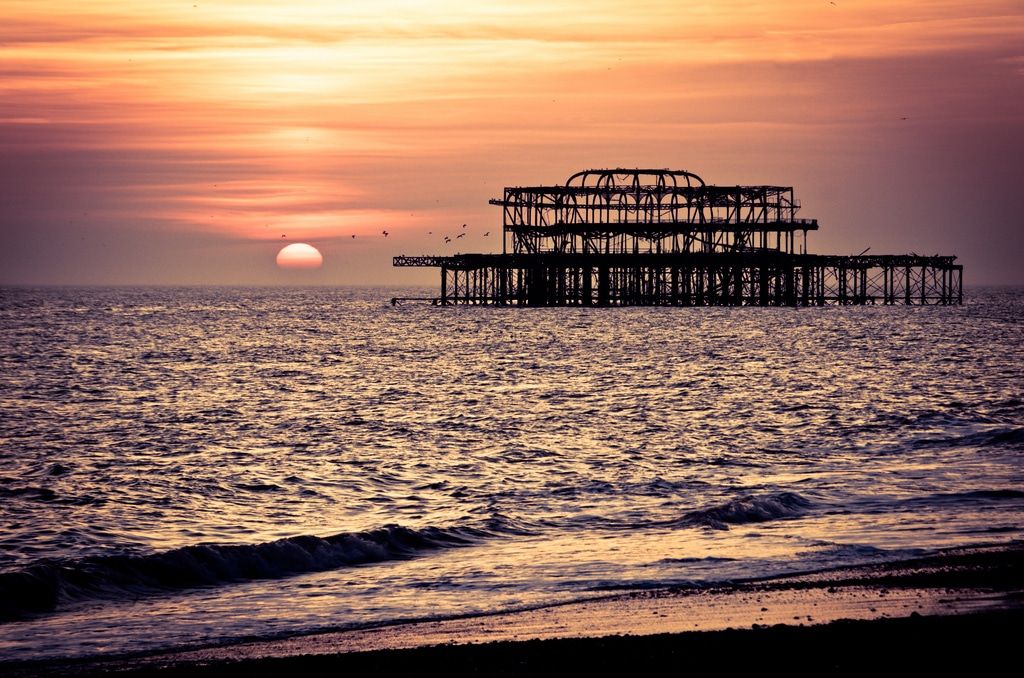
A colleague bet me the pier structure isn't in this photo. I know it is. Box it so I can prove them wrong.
[393,169,962,306]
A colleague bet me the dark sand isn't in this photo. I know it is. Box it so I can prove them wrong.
[6,544,1022,677]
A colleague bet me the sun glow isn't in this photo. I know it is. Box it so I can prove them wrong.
[2,1,1022,283]
[276,243,323,269]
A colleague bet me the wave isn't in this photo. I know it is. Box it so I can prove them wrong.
[795,541,894,560]
[680,492,811,530]
[909,426,1024,450]
[546,492,815,532]
[657,555,737,564]
[0,519,521,623]
[981,427,1024,446]
[901,489,1024,506]
[0,485,105,506]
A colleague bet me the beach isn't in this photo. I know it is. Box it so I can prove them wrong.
[6,543,1020,676]
[144,613,1023,676]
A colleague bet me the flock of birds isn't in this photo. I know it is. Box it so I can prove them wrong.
[426,223,490,244]
[425,224,489,245]
[279,222,490,244]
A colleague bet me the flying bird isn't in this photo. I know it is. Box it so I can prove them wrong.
[444,236,452,243]
[483,231,490,237]
[351,235,356,239]
[456,233,466,239]
[461,223,467,229]
[382,230,389,237]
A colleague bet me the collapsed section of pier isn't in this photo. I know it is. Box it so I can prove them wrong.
[393,169,962,306]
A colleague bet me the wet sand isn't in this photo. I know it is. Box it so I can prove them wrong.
[7,544,1022,676]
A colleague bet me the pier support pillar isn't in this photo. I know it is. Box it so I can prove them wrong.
[598,266,610,306]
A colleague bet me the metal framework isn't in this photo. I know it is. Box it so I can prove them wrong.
[394,169,962,306]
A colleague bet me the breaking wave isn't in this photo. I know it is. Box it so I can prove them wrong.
[0,519,523,622]
[680,492,812,530]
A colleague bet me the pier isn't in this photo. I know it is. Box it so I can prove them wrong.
[394,169,962,306]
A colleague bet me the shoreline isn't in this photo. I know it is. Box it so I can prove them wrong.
[132,611,1024,675]
[6,543,1021,676]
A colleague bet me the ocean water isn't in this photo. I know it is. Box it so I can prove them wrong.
[0,286,1021,660]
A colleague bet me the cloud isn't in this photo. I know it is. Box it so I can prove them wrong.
[2,0,1022,283]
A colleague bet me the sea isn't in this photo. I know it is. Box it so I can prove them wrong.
[1,286,1022,661]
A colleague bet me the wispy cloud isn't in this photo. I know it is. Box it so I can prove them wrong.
[1,0,1022,283]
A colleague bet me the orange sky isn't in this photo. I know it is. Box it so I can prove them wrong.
[1,0,1022,284]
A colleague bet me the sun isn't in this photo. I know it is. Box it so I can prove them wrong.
[276,243,323,269]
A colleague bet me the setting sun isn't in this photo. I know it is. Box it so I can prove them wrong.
[276,242,323,269]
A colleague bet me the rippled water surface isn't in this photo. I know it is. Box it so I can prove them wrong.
[1,286,1022,659]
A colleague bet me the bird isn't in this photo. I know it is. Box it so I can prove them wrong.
[456,233,466,239]
[483,231,490,237]
[461,223,467,229]
[351,235,356,239]
[444,236,452,243]
[382,230,389,237]
[427,231,433,235]
[900,116,908,120]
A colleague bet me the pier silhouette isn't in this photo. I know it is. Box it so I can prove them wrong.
[394,169,962,306]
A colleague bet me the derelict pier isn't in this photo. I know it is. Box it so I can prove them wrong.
[393,169,962,306]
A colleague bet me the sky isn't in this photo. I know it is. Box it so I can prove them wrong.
[1,0,1022,285]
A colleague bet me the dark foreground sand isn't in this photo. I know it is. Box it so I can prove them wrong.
[6,544,1022,677]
